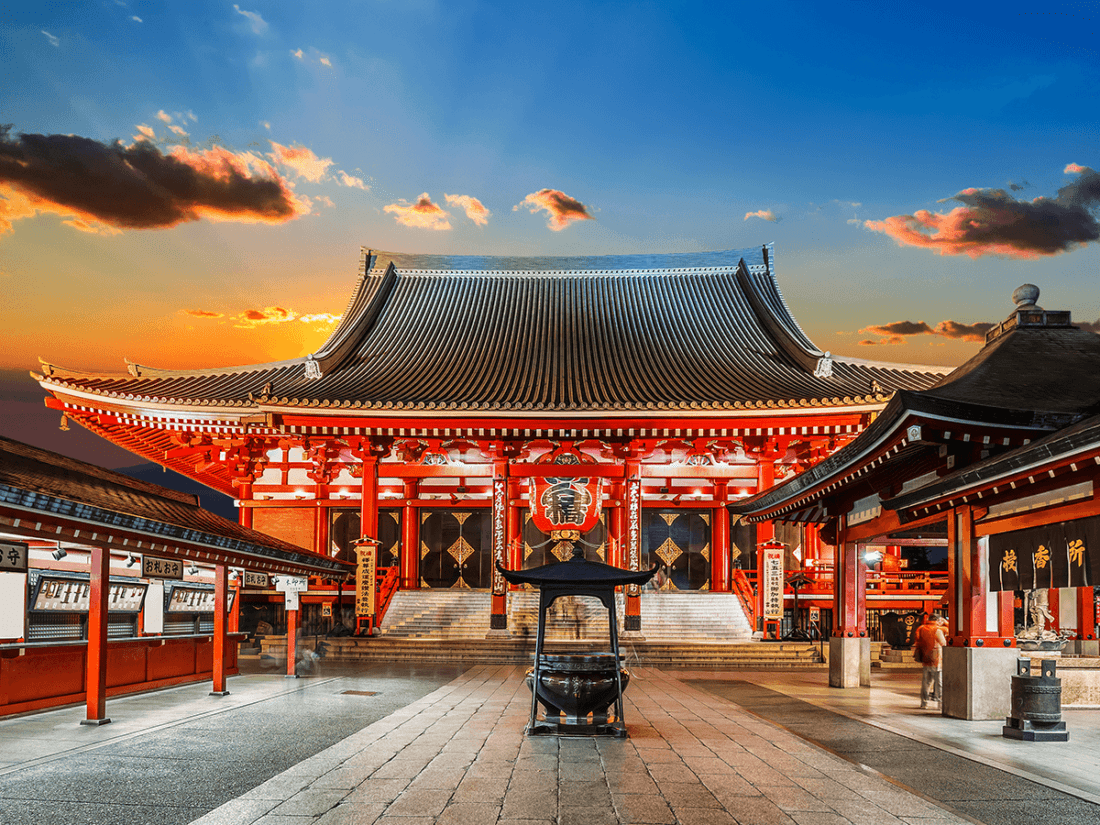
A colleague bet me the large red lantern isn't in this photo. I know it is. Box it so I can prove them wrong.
[528,476,603,534]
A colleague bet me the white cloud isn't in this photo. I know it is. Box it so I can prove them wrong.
[41,30,60,48]
[233,4,269,36]
[291,48,304,60]
[319,56,332,67]
[131,15,142,23]
[156,110,173,124]
[337,171,368,190]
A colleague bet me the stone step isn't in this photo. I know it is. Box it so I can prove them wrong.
[378,589,754,644]
[258,636,827,669]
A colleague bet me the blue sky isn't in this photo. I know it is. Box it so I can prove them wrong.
[3,1,1100,465]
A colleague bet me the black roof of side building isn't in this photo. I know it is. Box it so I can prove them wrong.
[728,287,1100,523]
[36,246,948,415]
[0,435,350,575]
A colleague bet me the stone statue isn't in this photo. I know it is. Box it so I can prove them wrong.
[1018,589,1063,643]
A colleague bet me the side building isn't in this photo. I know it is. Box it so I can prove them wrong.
[34,246,949,637]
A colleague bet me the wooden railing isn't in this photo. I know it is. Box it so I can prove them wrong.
[375,566,400,625]
[731,569,756,629]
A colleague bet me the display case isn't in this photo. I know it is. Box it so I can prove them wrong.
[163,581,234,635]
[26,571,147,642]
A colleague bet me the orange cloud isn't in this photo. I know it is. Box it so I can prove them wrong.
[0,127,309,236]
[384,193,451,230]
[857,318,993,345]
[269,142,333,183]
[134,124,155,142]
[444,193,490,226]
[514,188,594,231]
[182,309,224,319]
[234,306,297,328]
[865,164,1100,258]
[744,209,779,222]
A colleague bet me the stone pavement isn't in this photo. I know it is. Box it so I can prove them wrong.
[191,665,971,825]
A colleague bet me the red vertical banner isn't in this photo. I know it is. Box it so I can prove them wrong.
[489,461,509,630]
[624,463,642,629]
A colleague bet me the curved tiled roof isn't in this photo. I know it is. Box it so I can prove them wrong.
[37,246,948,414]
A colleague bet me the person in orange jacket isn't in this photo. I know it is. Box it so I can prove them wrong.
[914,613,948,708]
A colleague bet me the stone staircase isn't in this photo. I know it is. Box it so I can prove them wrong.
[377,590,493,639]
[378,590,754,644]
[267,588,806,669]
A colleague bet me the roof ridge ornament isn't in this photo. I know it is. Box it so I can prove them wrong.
[304,356,322,380]
[813,352,834,378]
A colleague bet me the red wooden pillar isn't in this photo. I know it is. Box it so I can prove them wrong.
[400,479,419,590]
[711,480,731,593]
[624,461,642,632]
[949,506,1012,647]
[832,534,867,639]
[1078,587,1096,641]
[755,461,776,637]
[608,481,624,569]
[314,503,329,558]
[360,455,379,544]
[238,481,253,530]
[211,563,230,696]
[286,599,299,678]
[507,478,523,583]
[82,545,111,725]
[489,459,509,631]
[997,591,1014,638]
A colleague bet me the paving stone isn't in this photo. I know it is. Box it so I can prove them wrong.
[186,798,281,825]
[558,779,611,807]
[452,775,510,803]
[765,786,838,813]
[382,788,452,817]
[718,796,798,825]
[435,801,502,825]
[789,813,859,825]
[647,761,699,783]
[341,778,409,805]
[406,765,468,790]
[314,802,386,825]
[500,791,558,820]
[658,781,723,808]
[558,804,619,825]
[269,788,350,816]
[673,809,740,825]
[612,792,676,824]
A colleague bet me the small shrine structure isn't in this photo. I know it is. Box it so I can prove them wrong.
[730,286,1100,719]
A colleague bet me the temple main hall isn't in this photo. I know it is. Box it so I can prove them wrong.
[34,246,948,639]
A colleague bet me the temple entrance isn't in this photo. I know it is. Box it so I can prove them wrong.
[329,508,401,566]
[642,509,711,590]
[419,510,493,588]
[523,512,607,567]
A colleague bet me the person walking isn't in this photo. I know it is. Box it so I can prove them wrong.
[914,613,948,708]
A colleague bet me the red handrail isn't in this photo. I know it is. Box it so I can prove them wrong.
[731,569,756,629]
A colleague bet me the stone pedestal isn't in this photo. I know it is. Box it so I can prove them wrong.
[942,645,1018,720]
[1065,639,1100,657]
[829,637,870,688]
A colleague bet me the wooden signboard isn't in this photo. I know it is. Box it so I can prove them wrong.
[356,545,376,617]
[142,556,183,580]
[762,546,785,620]
[0,540,28,573]
[243,571,269,589]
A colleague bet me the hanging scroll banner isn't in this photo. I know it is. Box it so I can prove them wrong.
[355,544,377,617]
[988,515,1099,591]
[762,544,785,620]
[528,477,603,535]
